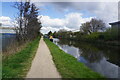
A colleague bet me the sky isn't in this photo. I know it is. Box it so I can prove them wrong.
[0,1,119,34]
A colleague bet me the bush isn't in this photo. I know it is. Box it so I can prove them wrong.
[82,32,103,41]
[79,27,120,42]
[103,28,119,41]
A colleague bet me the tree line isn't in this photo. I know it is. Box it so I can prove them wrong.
[14,1,42,41]
[49,18,119,45]
[49,18,106,37]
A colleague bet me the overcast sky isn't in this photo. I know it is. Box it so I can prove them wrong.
[0,1,119,34]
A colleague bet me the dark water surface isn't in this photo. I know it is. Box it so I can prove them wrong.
[53,38,120,78]
[1,34,16,52]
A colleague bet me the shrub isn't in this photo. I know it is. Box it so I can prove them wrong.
[103,28,119,41]
[82,32,103,41]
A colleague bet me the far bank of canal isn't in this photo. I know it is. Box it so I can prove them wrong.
[53,38,120,78]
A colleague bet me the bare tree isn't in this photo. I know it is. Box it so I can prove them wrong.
[80,18,106,34]
[14,1,42,41]
[14,2,25,41]
[0,23,2,27]
[90,18,106,33]
[23,1,31,40]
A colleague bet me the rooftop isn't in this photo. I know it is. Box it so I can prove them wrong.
[109,21,120,25]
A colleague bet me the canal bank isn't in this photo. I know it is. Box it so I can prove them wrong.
[53,38,120,78]
[44,38,104,78]
[2,37,40,78]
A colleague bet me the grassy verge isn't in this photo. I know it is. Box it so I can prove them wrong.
[2,37,40,78]
[44,39,105,78]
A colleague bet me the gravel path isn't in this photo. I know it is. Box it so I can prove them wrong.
[26,37,61,78]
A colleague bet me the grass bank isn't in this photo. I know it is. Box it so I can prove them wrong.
[44,39,105,78]
[2,37,40,78]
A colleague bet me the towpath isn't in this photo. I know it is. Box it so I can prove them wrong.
[26,37,61,78]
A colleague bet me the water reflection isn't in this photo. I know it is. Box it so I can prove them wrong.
[53,38,120,78]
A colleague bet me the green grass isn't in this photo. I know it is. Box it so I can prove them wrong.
[44,39,105,78]
[2,37,40,78]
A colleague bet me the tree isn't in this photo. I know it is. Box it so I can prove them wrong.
[47,31,52,36]
[14,1,42,41]
[80,22,91,34]
[14,2,24,41]
[90,18,106,33]
[58,29,67,33]
[23,1,31,40]
[53,31,57,37]
[0,23,2,27]
[80,18,106,34]
[26,3,42,40]
[57,29,69,38]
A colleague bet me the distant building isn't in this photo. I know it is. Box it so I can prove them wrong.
[109,21,120,29]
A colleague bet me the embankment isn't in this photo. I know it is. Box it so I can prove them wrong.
[44,39,105,78]
[2,37,40,78]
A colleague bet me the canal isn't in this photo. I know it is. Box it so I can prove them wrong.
[0,29,16,52]
[2,34,16,52]
[53,38,120,78]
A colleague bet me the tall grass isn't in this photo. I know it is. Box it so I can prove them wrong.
[2,37,40,78]
[3,40,28,59]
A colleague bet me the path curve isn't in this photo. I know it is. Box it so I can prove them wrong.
[26,37,61,78]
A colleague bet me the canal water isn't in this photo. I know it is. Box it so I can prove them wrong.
[0,29,16,52]
[53,38,120,78]
[2,34,16,52]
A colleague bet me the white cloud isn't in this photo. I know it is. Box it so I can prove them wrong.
[66,2,118,24]
[39,12,93,34]
[31,0,119,2]
[0,16,11,21]
[41,26,59,34]
[93,2,118,24]
[39,16,65,28]
[36,2,118,26]
[2,0,119,3]
[0,16,13,27]
[65,13,93,28]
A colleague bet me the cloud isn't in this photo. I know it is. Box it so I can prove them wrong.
[93,2,118,23]
[39,15,65,28]
[56,2,118,22]
[65,13,93,28]
[31,0,119,2]
[118,1,120,20]
[36,2,118,25]
[0,16,13,27]
[39,12,93,34]
[41,26,59,34]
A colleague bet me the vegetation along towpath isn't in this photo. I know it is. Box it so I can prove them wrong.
[26,37,61,78]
